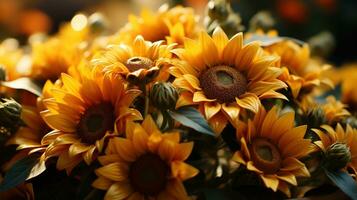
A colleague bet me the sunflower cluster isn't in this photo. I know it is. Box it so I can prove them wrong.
[0,2,357,200]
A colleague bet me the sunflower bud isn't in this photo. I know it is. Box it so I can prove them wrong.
[0,98,22,130]
[325,142,351,171]
[205,0,244,37]
[249,11,275,32]
[207,0,229,21]
[0,65,6,81]
[89,13,108,34]
[149,82,178,110]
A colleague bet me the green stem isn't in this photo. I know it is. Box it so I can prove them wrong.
[140,84,149,117]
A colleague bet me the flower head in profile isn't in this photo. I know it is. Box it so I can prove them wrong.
[170,27,287,134]
[93,116,198,199]
[232,106,313,197]
[112,5,201,45]
[40,66,142,173]
[92,35,174,85]
[265,40,332,98]
[313,124,357,173]
[300,95,350,125]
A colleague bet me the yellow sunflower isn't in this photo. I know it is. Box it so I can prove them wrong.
[232,106,313,197]
[265,40,332,98]
[170,27,287,134]
[112,4,200,45]
[40,67,142,173]
[92,116,198,199]
[30,38,84,81]
[29,18,92,81]
[313,124,357,174]
[92,35,174,85]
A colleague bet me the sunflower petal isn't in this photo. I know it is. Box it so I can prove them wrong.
[236,93,260,113]
[105,182,132,200]
[171,161,199,181]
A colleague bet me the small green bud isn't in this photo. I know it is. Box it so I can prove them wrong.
[0,98,22,129]
[249,11,276,32]
[325,142,352,171]
[205,0,244,37]
[89,13,108,34]
[308,31,335,58]
[0,65,6,81]
[149,82,178,110]
[207,0,229,21]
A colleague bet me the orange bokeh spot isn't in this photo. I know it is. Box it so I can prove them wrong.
[277,0,308,24]
[19,9,52,35]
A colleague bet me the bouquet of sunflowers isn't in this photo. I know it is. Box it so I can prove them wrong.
[0,1,357,199]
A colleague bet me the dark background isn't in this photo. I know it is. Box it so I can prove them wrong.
[0,0,356,65]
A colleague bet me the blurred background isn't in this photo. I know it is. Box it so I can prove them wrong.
[0,0,356,65]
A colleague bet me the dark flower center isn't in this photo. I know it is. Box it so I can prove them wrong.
[250,138,282,174]
[129,153,169,196]
[199,65,247,103]
[125,56,154,72]
[77,102,115,144]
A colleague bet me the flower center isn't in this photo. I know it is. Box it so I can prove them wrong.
[250,138,282,174]
[125,56,154,72]
[199,65,247,103]
[77,102,115,144]
[129,153,168,196]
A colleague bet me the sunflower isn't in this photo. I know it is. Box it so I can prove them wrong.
[265,40,332,98]
[112,4,200,45]
[92,35,174,85]
[30,37,84,81]
[300,95,350,125]
[232,106,313,197]
[40,67,142,173]
[313,124,357,174]
[92,116,198,199]
[170,27,287,134]
[29,18,92,81]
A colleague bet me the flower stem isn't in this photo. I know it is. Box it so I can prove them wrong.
[140,84,149,117]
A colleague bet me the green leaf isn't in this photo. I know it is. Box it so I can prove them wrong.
[168,106,215,136]
[0,154,45,192]
[324,168,357,200]
[1,77,42,96]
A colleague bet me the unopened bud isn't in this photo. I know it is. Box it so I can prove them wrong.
[325,142,351,171]
[149,82,178,110]
[249,11,276,32]
[89,13,108,34]
[0,98,22,128]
